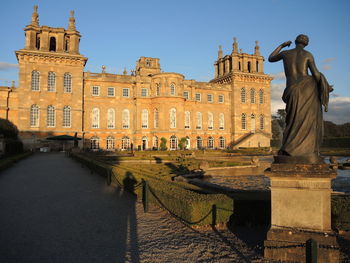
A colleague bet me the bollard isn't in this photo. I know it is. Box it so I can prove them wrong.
[106,169,112,186]
[142,179,149,213]
[306,238,318,263]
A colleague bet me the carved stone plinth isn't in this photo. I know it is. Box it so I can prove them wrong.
[264,163,338,262]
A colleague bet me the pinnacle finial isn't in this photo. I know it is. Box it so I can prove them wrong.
[102,65,106,73]
[218,45,223,59]
[68,10,76,31]
[31,5,39,26]
[232,37,238,53]
[254,40,260,56]
[123,67,128,75]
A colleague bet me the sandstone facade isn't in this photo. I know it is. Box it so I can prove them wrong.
[1,6,272,151]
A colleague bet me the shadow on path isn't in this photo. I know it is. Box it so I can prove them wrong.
[0,152,139,263]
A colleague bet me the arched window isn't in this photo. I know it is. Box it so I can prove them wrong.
[36,33,40,50]
[49,37,56,52]
[256,61,259,72]
[63,106,71,128]
[153,136,159,149]
[241,113,247,130]
[251,114,256,132]
[250,88,255,104]
[142,109,148,128]
[142,136,148,150]
[196,112,202,129]
[185,136,190,149]
[259,89,264,104]
[208,112,213,130]
[170,108,176,128]
[247,61,251,72]
[170,83,176,96]
[121,136,130,150]
[170,135,178,150]
[208,137,214,149]
[47,105,55,127]
[122,109,130,129]
[47,72,56,92]
[64,36,70,52]
[107,108,115,129]
[241,88,246,103]
[31,71,40,91]
[154,108,159,128]
[219,137,226,149]
[90,136,100,150]
[92,108,100,128]
[185,111,190,129]
[196,136,203,149]
[106,136,115,150]
[260,114,265,130]
[30,104,39,127]
[64,73,72,93]
[156,83,160,96]
[219,113,225,130]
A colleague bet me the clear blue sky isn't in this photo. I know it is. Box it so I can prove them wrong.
[1,0,349,123]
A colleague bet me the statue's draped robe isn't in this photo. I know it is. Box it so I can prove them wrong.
[280,75,326,160]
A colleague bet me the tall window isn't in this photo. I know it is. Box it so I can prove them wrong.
[156,83,160,96]
[207,94,213,103]
[122,136,130,150]
[122,109,130,129]
[31,71,40,91]
[196,112,202,129]
[47,105,55,127]
[64,73,72,93]
[92,86,100,96]
[250,88,255,104]
[195,93,201,102]
[49,37,56,52]
[196,136,203,149]
[260,114,265,130]
[47,72,56,92]
[107,108,115,129]
[251,114,256,132]
[170,83,176,96]
[208,112,213,130]
[170,108,176,128]
[218,94,224,103]
[142,109,148,128]
[108,87,115,97]
[153,136,159,149]
[219,137,225,149]
[208,137,214,149]
[106,136,115,150]
[259,89,264,104]
[183,91,189,100]
[185,111,190,129]
[219,113,225,130]
[122,88,129,97]
[241,113,247,130]
[92,108,100,128]
[30,104,39,127]
[63,106,71,128]
[170,135,178,150]
[154,108,159,128]
[141,88,148,97]
[90,136,100,149]
[241,88,246,103]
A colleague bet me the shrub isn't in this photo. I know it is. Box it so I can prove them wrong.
[160,137,167,151]
[332,193,350,231]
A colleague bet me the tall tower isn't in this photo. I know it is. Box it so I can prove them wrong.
[211,38,272,148]
[15,6,87,145]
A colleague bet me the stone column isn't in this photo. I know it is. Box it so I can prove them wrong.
[264,163,338,262]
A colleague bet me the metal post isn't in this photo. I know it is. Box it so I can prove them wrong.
[306,238,318,263]
[142,179,149,213]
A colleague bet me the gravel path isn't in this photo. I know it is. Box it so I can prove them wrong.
[0,152,266,263]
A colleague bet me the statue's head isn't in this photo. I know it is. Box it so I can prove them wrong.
[295,34,309,47]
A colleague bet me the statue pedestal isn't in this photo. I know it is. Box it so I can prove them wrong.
[264,163,339,262]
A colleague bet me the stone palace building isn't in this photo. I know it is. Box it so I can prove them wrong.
[0,6,272,151]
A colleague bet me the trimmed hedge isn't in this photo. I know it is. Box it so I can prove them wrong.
[322,137,350,148]
[0,151,32,172]
[332,194,350,231]
[72,153,233,226]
